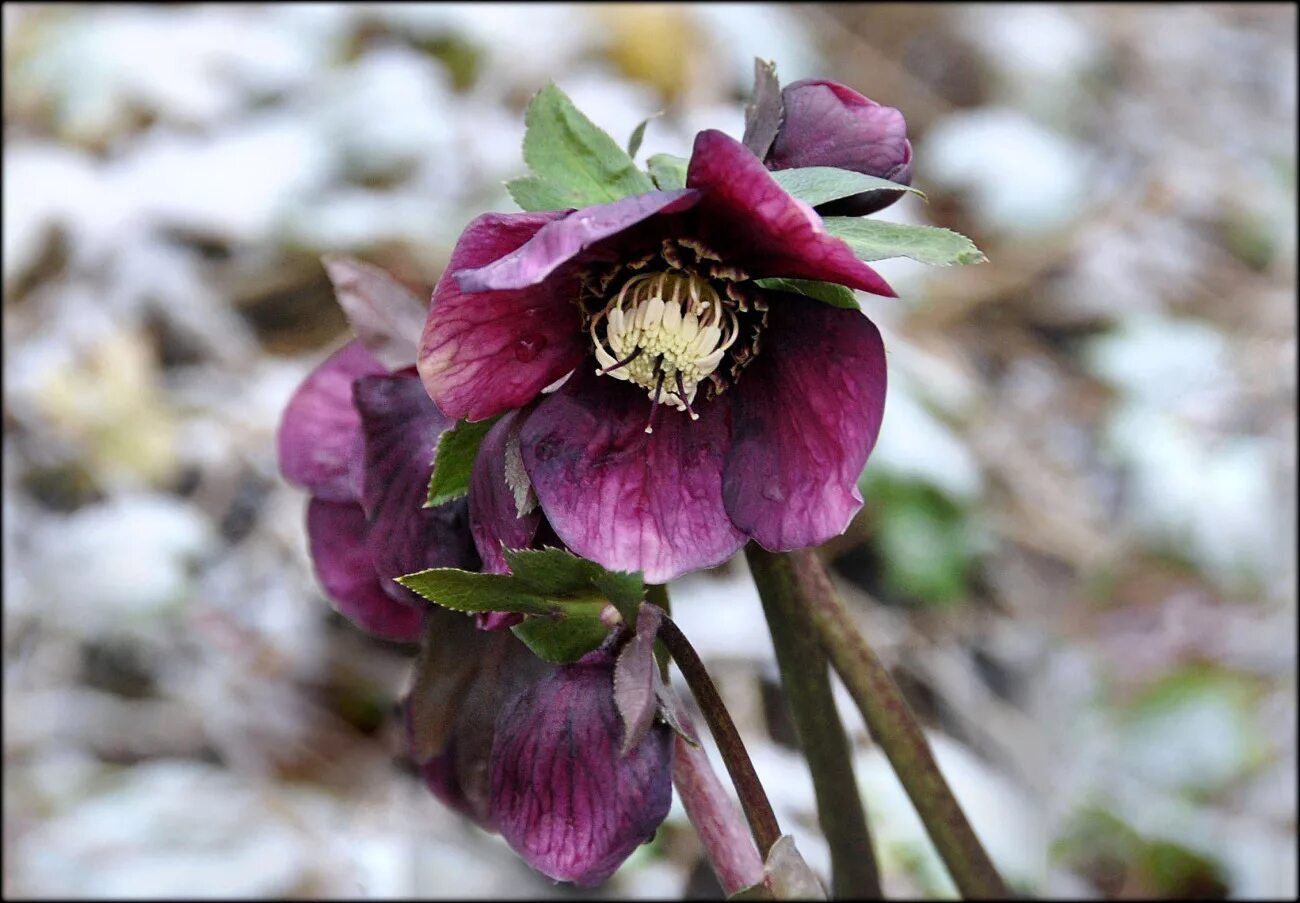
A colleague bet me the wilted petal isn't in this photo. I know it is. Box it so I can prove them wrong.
[456,189,699,292]
[322,255,428,371]
[419,211,586,422]
[489,650,674,887]
[278,341,386,502]
[306,498,424,641]
[722,295,887,550]
[767,79,913,216]
[469,410,541,576]
[520,370,746,584]
[686,129,896,297]
[353,371,479,595]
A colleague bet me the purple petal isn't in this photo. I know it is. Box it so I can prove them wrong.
[418,211,587,422]
[469,410,542,576]
[278,341,387,502]
[686,130,897,298]
[456,189,699,293]
[722,295,887,550]
[489,650,674,887]
[405,623,550,826]
[520,370,746,584]
[322,255,428,371]
[353,371,479,596]
[306,498,425,641]
[767,79,913,216]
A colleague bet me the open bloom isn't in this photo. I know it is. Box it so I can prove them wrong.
[406,625,673,887]
[278,341,478,641]
[765,78,913,216]
[420,130,889,582]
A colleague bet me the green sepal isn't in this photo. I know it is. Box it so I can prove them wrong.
[425,416,499,508]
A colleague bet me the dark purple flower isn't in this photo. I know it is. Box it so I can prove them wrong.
[765,78,914,216]
[405,629,673,886]
[419,129,889,582]
[278,341,478,641]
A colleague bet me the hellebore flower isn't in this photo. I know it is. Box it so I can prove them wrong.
[419,129,889,583]
[279,285,479,641]
[765,78,914,216]
[405,620,673,887]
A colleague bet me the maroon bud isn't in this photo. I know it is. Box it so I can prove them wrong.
[489,649,674,886]
[766,79,913,216]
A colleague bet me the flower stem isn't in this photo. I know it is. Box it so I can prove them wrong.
[775,549,1008,899]
[658,613,782,859]
[671,705,767,894]
[650,584,765,894]
[746,545,884,899]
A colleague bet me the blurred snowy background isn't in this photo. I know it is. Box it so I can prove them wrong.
[3,3,1295,898]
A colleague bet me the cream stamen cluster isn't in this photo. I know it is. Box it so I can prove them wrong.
[590,271,739,430]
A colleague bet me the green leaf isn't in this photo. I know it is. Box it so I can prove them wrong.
[591,571,645,620]
[511,602,611,663]
[770,166,925,208]
[425,417,499,508]
[647,153,688,191]
[753,277,859,311]
[505,175,566,213]
[503,547,644,610]
[397,568,556,615]
[505,83,655,212]
[627,113,661,160]
[822,217,987,267]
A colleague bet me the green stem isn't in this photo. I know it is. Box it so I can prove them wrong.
[658,614,782,859]
[747,546,883,899]
[778,549,1008,899]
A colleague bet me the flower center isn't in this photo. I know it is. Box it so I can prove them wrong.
[590,271,740,432]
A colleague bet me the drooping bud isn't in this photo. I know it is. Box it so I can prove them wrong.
[489,648,674,886]
[766,79,913,216]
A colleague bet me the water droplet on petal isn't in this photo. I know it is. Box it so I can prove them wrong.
[761,484,784,502]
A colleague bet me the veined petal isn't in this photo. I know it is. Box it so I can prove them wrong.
[686,129,897,297]
[722,295,887,550]
[353,371,479,595]
[419,211,586,423]
[306,499,424,642]
[520,370,746,584]
[405,622,550,826]
[278,341,386,502]
[489,650,673,887]
[456,189,700,292]
[469,410,541,576]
